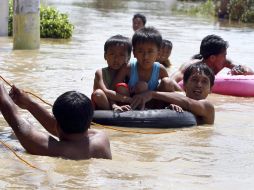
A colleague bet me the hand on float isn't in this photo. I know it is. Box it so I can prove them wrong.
[112,104,131,112]
[230,65,254,75]
[167,104,184,113]
[9,85,31,110]
[230,65,245,75]
[130,91,153,110]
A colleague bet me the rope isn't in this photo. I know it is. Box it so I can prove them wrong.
[91,122,175,134]
[0,74,176,135]
[0,75,53,107]
[0,139,45,172]
[0,75,175,171]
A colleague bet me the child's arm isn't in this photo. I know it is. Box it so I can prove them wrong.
[159,64,169,78]
[94,68,131,104]
[224,59,254,75]
[0,84,56,156]
[9,86,58,137]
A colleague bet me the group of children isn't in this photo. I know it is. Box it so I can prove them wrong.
[92,19,178,112]
[1,13,253,161]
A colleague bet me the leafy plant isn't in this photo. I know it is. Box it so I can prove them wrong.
[8,0,13,36]
[8,0,74,39]
[174,0,254,23]
[228,0,254,22]
[40,6,74,39]
[173,0,216,18]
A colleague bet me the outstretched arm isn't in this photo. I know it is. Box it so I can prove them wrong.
[152,91,214,124]
[224,59,254,75]
[131,91,214,124]
[0,84,57,156]
[9,85,58,137]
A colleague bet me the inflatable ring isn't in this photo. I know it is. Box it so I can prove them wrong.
[93,109,197,128]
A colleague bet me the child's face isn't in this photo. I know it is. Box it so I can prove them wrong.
[104,44,129,70]
[133,42,159,70]
[132,18,144,31]
[184,71,211,100]
[158,46,172,62]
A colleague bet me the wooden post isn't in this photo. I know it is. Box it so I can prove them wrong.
[0,0,9,36]
[13,0,40,49]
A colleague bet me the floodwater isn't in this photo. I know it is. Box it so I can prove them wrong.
[1,0,254,189]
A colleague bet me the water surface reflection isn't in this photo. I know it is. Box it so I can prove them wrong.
[0,0,254,189]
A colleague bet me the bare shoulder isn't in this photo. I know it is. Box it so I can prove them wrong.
[159,64,169,78]
[195,99,215,124]
[88,129,112,159]
[95,68,103,78]
[200,99,214,111]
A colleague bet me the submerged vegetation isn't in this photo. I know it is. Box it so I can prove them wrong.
[174,0,215,18]
[8,0,74,38]
[228,0,254,22]
[175,0,254,23]
[40,6,74,39]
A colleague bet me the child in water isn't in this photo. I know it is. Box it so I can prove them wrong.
[112,27,181,109]
[132,13,146,31]
[92,35,132,111]
[157,39,172,68]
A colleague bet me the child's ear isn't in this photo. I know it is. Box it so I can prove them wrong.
[209,55,216,62]
[133,49,137,58]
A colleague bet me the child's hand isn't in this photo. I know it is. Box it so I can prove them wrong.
[166,104,183,113]
[229,65,254,75]
[229,65,245,75]
[131,91,153,110]
[113,104,131,112]
[9,85,32,109]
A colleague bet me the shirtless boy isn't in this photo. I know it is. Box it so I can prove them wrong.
[0,84,112,160]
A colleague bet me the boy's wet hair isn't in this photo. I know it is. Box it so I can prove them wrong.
[133,13,146,25]
[53,91,94,134]
[183,62,215,87]
[195,34,228,59]
[104,35,132,57]
[162,39,172,49]
[132,26,162,50]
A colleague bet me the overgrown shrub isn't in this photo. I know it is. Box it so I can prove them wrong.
[175,0,254,23]
[228,0,254,22]
[8,0,74,39]
[173,0,216,18]
[8,0,13,36]
[40,6,74,39]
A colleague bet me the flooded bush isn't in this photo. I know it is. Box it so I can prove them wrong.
[228,0,254,22]
[175,0,254,23]
[173,0,216,18]
[8,1,74,39]
[40,6,74,39]
[8,0,13,36]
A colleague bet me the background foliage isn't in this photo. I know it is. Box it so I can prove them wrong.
[8,0,74,39]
